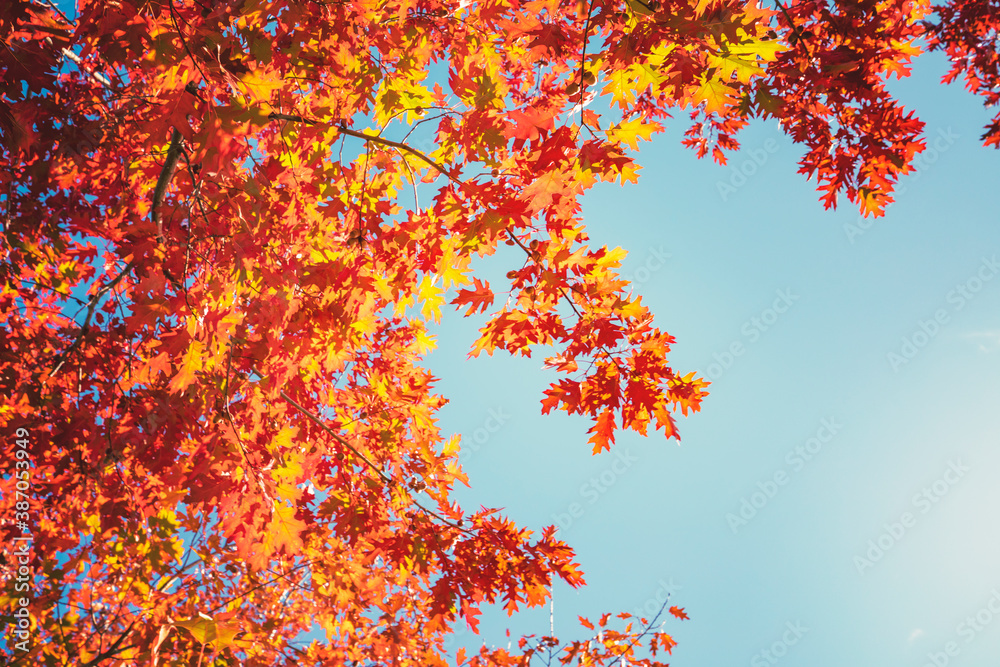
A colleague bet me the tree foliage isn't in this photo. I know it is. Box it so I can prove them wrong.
[0,0,995,664]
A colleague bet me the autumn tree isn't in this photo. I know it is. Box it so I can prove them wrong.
[0,0,996,664]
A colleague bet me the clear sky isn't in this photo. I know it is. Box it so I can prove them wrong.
[428,48,1000,667]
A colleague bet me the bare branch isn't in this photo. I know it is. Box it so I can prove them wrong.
[60,48,112,87]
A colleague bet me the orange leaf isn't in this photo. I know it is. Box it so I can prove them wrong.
[587,409,617,454]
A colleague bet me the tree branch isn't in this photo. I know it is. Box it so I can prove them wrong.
[60,48,112,87]
[275,388,392,484]
[336,125,459,183]
[775,0,813,59]
[206,560,316,615]
[151,128,183,240]
[268,114,586,324]
[271,384,473,536]
[574,0,598,136]
[79,620,136,667]
[266,113,461,185]
[50,260,135,377]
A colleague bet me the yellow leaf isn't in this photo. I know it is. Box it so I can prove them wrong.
[522,169,565,211]
[709,36,786,86]
[442,434,461,457]
[625,0,657,16]
[272,461,304,508]
[169,340,204,394]
[602,69,639,108]
[692,0,716,15]
[272,427,297,453]
[618,161,641,185]
[596,246,628,268]
[266,502,306,555]
[439,243,472,289]
[707,52,763,84]
[240,69,284,102]
[728,39,787,63]
[608,118,661,150]
[617,296,647,320]
[414,327,437,354]
[373,272,395,302]
[695,79,736,115]
[417,274,445,323]
[175,615,245,649]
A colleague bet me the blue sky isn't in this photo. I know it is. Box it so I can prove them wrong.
[428,48,1000,667]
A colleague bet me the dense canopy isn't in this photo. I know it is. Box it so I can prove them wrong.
[1,0,997,664]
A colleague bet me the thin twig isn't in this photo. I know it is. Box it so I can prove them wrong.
[267,112,458,186]
[168,0,208,81]
[222,345,258,477]
[336,123,460,184]
[272,384,473,535]
[276,388,392,484]
[394,147,421,212]
[50,261,135,377]
[78,620,136,667]
[269,114,588,325]
[505,232,584,317]
[605,596,672,667]
[41,0,74,25]
[575,0,597,136]
[775,0,813,59]
[206,559,316,614]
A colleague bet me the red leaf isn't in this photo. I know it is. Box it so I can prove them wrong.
[505,106,555,143]
[669,606,689,620]
[451,277,495,315]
